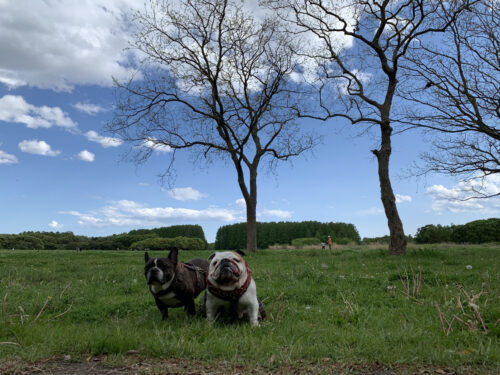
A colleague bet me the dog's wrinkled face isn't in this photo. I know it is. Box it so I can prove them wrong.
[144,254,176,294]
[208,251,247,290]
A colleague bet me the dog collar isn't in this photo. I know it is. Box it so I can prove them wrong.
[207,261,252,301]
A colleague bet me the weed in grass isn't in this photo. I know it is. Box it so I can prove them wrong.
[327,291,359,326]
[399,266,424,304]
[266,292,287,323]
[435,284,490,336]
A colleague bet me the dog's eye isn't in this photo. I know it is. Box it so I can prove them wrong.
[213,261,218,265]
[234,258,240,262]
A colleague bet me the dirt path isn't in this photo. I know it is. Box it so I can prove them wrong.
[0,356,497,375]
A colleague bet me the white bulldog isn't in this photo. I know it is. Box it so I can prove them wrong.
[205,250,264,326]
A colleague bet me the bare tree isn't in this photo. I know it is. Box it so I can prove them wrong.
[265,0,473,255]
[108,0,317,252]
[400,0,499,198]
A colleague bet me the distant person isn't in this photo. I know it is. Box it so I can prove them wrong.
[327,236,333,250]
[321,241,326,250]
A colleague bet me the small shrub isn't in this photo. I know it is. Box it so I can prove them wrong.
[334,237,352,245]
[291,237,321,248]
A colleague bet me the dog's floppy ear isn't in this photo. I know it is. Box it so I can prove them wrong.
[167,247,179,263]
[208,252,216,261]
[145,252,150,263]
[235,249,246,257]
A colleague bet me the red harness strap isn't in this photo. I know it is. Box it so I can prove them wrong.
[207,261,252,301]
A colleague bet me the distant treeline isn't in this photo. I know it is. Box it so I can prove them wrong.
[215,221,360,250]
[3,218,497,250]
[0,225,207,250]
[415,218,500,244]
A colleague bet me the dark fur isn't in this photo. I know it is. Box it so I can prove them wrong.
[145,247,209,320]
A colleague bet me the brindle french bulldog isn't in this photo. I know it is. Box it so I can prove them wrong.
[144,247,209,320]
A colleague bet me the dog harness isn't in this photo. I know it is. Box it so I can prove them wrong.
[206,261,252,301]
[154,261,207,297]
[182,262,207,293]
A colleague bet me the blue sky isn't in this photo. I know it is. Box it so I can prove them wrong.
[1,0,499,243]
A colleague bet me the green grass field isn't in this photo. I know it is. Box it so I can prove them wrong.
[0,245,499,373]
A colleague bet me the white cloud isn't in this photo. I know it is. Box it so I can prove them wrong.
[426,175,500,214]
[18,139,60,156]
[0,0,140,91]
[0,74,25,89]
[396,194,412,203]
[49,220,63,229]
[74,102,107,115]
[60,197,298,228]
[77,150,95,162]
[356,207,384,216]
[0,0,358,93]
[61,199,236,227]
[168,187,208,201]
[236,198,293,219]
[0,149,18,164]
[84,130,122,148]
[0,95,76,129]
[261,209,293,219]
[235,198,246,208]
[142,138,172,153]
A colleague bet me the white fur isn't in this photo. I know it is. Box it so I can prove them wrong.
[206,252,260,326]
[149,272,174,294]
[158,291,181,306]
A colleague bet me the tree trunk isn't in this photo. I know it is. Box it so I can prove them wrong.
[246,197,258,253]
[234,159,258,253]
[245,168,258,253]
[373,121,407,256]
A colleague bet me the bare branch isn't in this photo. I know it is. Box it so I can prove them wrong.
[400,0,499,197]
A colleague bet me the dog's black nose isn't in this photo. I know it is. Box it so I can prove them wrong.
[148,268,160,276]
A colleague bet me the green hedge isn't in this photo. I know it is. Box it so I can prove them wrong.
[0,225,207,251]
[129,225,206,242]
[130,236,207,250]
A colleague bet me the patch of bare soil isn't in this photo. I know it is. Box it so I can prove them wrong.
[0,356,497,375]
